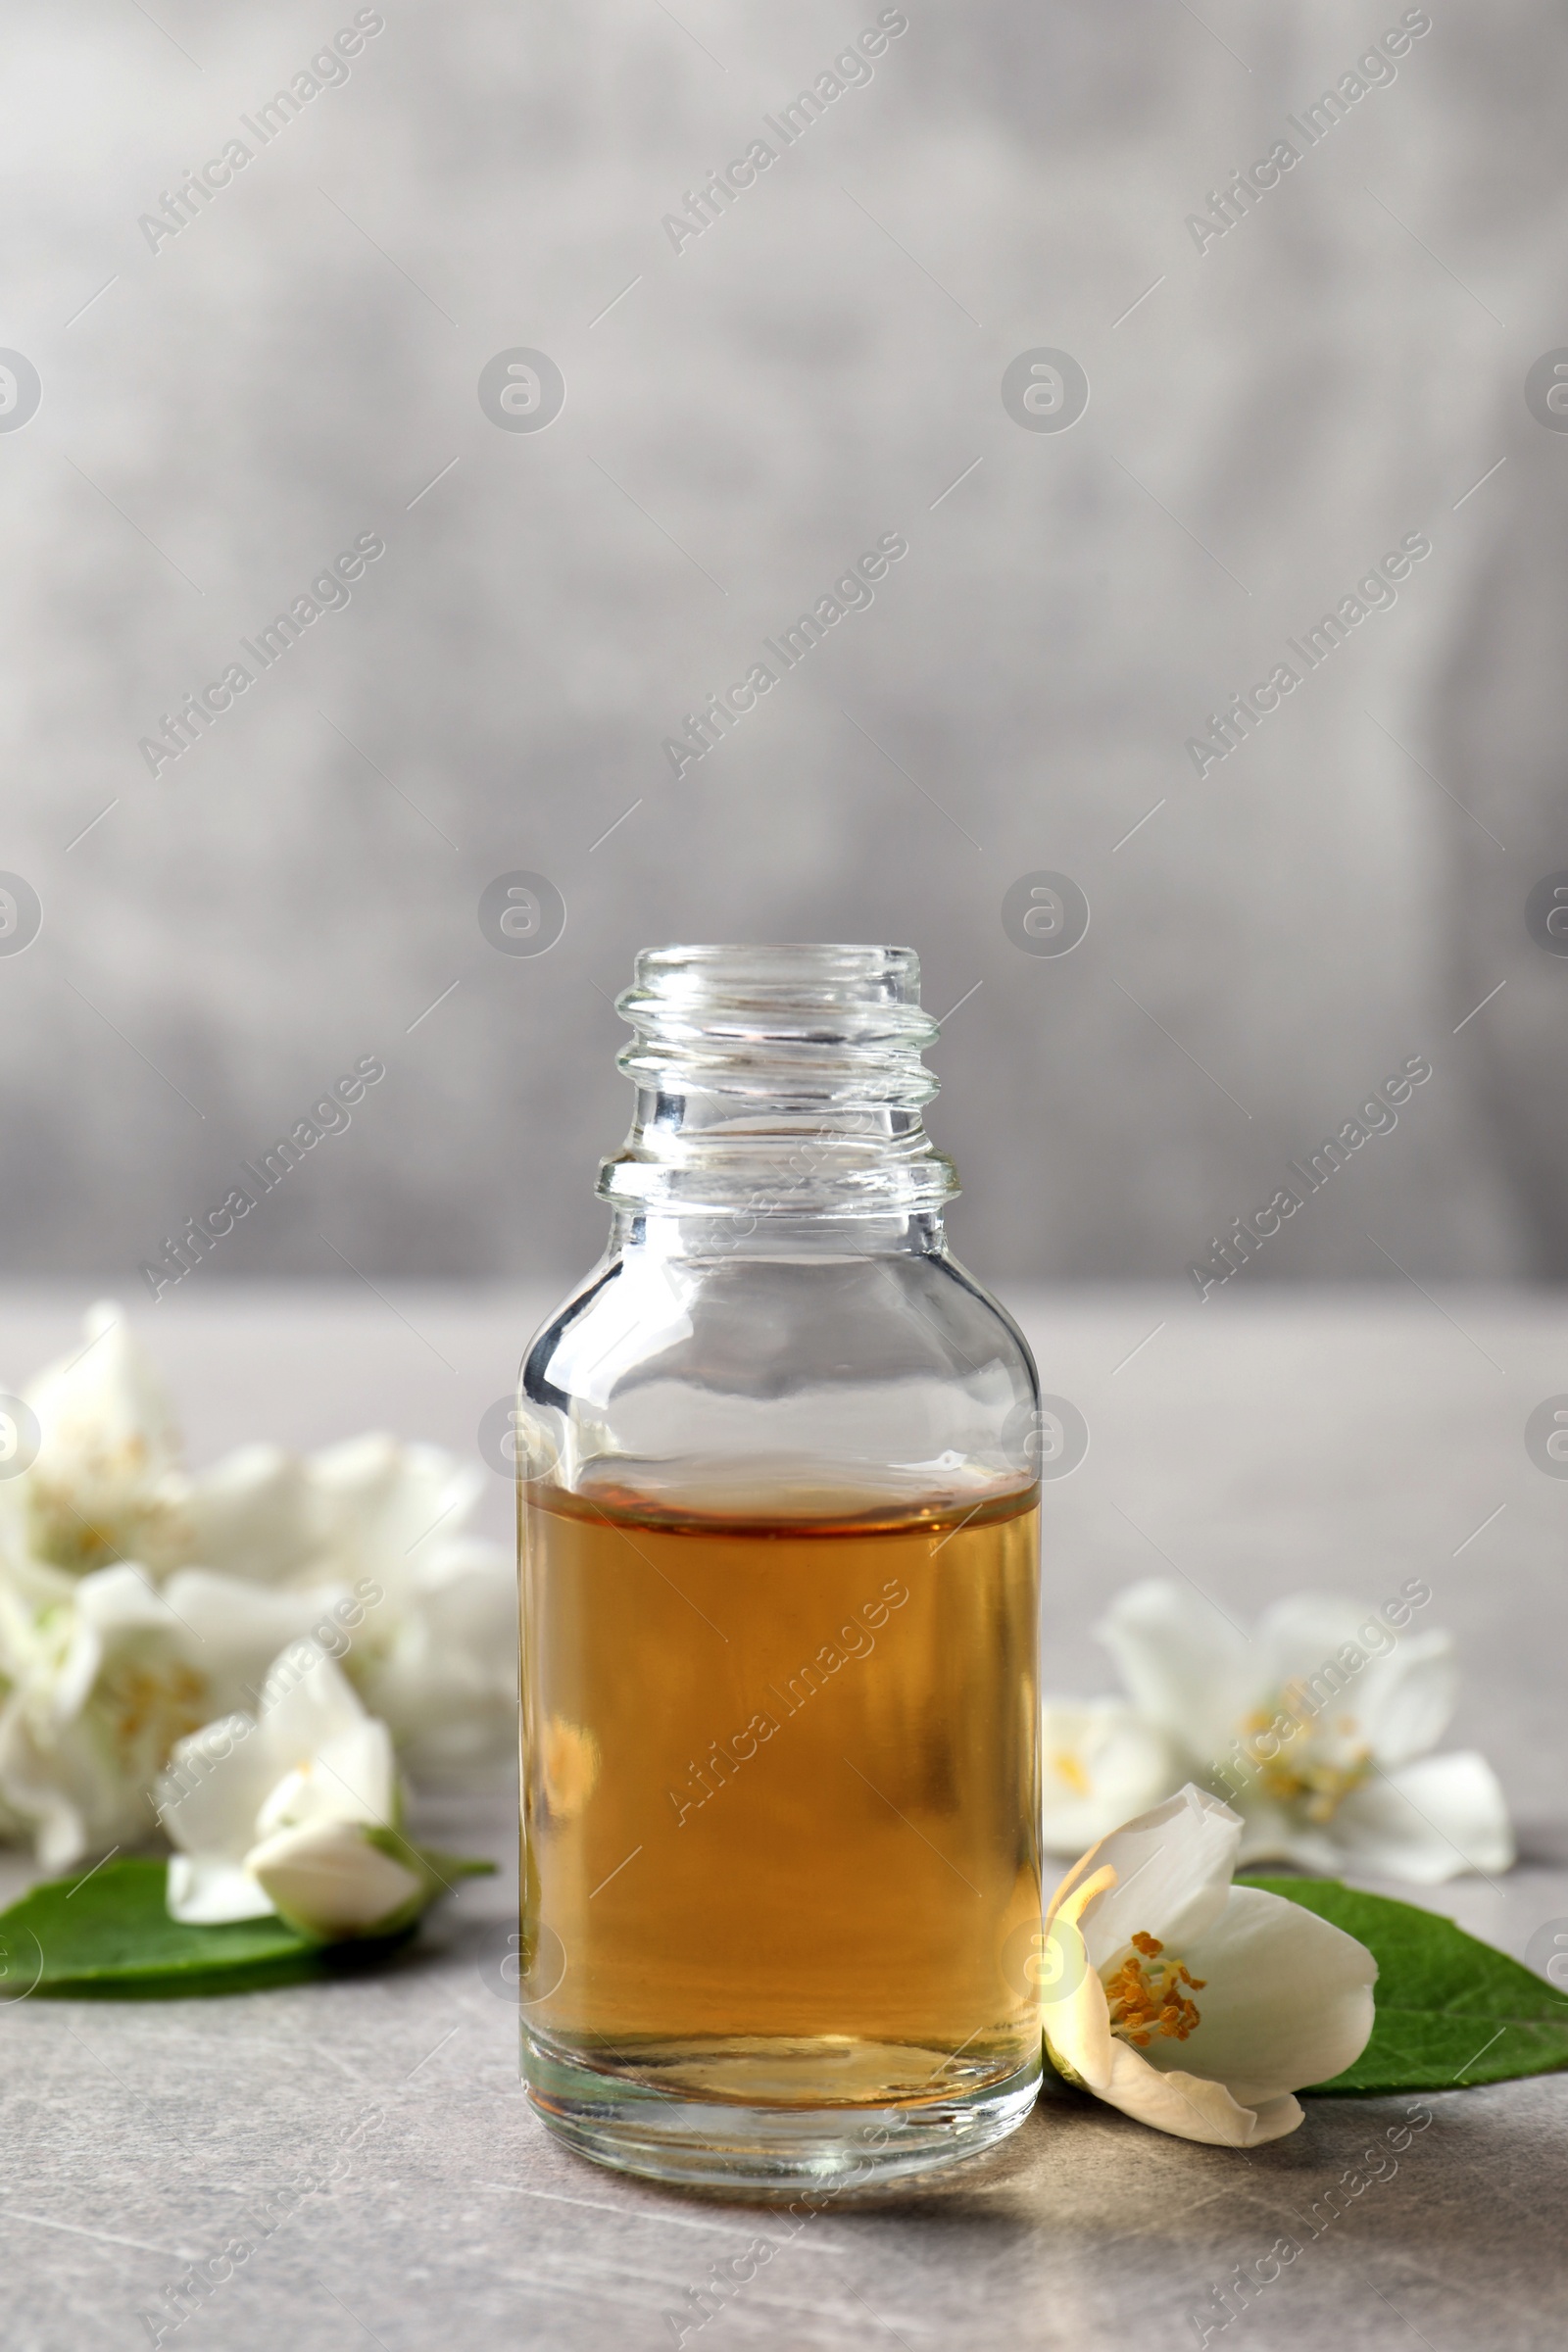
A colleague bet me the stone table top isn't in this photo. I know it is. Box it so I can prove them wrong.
[1,1283,1563,2352]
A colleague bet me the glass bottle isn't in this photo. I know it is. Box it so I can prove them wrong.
[515,944,1042,2188]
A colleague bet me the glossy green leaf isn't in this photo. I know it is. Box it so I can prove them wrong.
[0,1856,466,1998]
[1243,1876,1568,2093]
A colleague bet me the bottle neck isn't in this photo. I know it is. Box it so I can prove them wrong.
[608,1204,950,1261]
[596,945,959,1229]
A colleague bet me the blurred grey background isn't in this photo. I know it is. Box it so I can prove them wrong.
[2,0,1565,1292]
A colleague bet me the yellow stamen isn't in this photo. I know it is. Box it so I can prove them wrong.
[98,1660,209,1773]
[1256,1748,1372,1823]
[1103,1931,1205,2048]
[1052,1748,1091,1798]
[1248,1689,1373,1823]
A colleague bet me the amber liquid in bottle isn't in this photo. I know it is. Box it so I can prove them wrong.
[519,1475,1041,2110]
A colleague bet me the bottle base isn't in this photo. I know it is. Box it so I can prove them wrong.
[521,2034,1041,2192]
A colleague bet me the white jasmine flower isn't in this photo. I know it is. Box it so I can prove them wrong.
[14,1302,191,1577]
[157,1564,365,1723]
[1040,1698,1176,1855]
[0,1306,514,1852]
[301,1435,516,1785]
[159,1642,434,1938]
[247,1818,431,1939]
[166,1434,515,1784]
[0,1561,209,1869]
[1096,1580,1513,1884]
[180,1442,326,1586]
[1042,1786,1376,2145]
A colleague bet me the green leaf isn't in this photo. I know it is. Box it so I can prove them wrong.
[0,1858,421,1999]
[1242,1876,1568,2093]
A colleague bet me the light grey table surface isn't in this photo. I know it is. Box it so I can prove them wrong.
[1,1283,1564,2352]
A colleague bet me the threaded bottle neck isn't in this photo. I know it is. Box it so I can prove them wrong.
[596,944,959,1220]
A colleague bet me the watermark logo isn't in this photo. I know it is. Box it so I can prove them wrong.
[1002,349,1089,433]
[1184,12,1433,261]
[1002,870,1090,956]
[1188,1054,1433,1299]
[0,872,42,955]
[478,870,566,956]
[661,10,910,256]
[1188,530,1434,780]
[1525,870,1568,954]
[141,1056,387,1300]
[475,1918,566,2005]
[1524,1919,1568,1988]
[0,1924,43,2004]
[1000,1914,1088,2005]
[478,349,565,433]
[477,1397,561,1479]
[1004,1395,1090,1480]
[0,352,41,433]
[1037,1396,1090,1479]
[135,11,389,259]
[1525,1396,1568,1477]
[0,1396,41,1480]
[662,530,909,779]
[478,1397,522,1477]
[1524,350,1568,432]
[138,531,387,779]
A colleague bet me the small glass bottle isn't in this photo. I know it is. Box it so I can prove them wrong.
[515,945,1042,2188]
